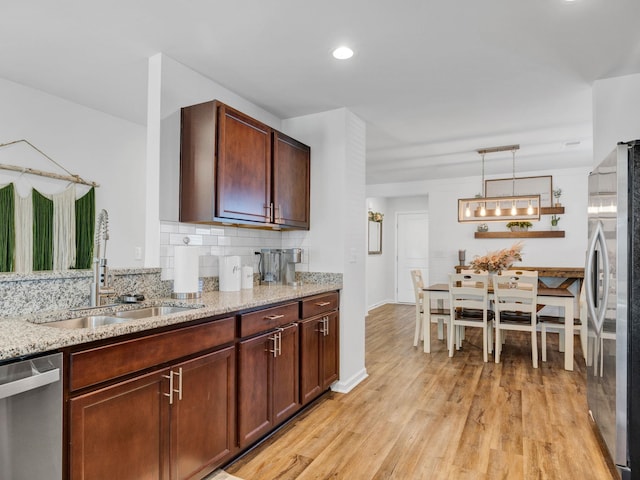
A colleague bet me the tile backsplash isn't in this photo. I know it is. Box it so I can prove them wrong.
[159,221,309,281]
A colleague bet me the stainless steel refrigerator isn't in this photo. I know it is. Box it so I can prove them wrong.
[586,140,640,480]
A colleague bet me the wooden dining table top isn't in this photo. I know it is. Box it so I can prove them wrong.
[424,283,574,297]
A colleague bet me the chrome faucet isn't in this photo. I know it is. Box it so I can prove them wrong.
[90,209,116,306]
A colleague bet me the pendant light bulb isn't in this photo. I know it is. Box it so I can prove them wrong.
[511,201,517,216]
[480,203,486,217]
[495,203,501,216]
[465,203,471,217]
[527,200,534,215]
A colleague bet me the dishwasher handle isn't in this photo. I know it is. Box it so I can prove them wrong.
[0,367,60,400]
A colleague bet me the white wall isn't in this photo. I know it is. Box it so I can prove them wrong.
[365,196,430,310]
[365,197,391,309]
[593,73,640,164]
[0,77,146,269]
[283,109,368,393]
[155,54,283,224]
[367,166,590,287]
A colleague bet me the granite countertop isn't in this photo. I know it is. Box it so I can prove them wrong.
[0,283,341,361]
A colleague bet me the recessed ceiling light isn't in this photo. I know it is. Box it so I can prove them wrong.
[332,46,354,60]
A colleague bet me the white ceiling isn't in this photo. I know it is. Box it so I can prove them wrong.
[2,0,640,184]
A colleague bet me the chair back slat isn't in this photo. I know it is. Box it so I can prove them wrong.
[493,272,538,315]
[410,269,424,304]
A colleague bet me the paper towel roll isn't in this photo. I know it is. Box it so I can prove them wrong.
[219,256,241,292]
[242,266,253,289]
[174,246,200,294]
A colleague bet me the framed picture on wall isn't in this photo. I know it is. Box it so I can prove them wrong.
[485,175,553,207]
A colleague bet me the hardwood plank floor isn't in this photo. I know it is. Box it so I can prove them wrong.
[225,303,616,480]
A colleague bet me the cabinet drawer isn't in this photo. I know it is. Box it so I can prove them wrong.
[70,317,235,391]
[240,302,299,338]
[301,292,339,319]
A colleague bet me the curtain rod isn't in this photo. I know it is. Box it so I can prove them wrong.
[0,139,99,187]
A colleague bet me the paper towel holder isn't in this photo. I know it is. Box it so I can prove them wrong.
[171,237,202,299]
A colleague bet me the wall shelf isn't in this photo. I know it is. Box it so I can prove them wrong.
[474,231,565,239]
[541,206,564,215]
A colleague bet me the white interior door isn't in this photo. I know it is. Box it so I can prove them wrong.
[396,211,429,303]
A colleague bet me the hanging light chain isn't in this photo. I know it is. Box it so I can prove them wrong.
[512,148,516,196]
[481,152,486,197]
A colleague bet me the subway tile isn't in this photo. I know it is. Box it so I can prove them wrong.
[178,224,196,234]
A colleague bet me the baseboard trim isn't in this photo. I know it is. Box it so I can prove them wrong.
[331,368,368,394]
[367,299,394,312]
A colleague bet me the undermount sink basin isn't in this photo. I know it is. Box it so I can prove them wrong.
[114,306,194,320]
[42,306,197,329]
[43,315,127,329]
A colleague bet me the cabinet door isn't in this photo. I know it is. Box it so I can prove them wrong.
[273,131,310,229]
[217,103,272,223]
[237,331,272,448]
[299,316,322,405]
[179,100,217,223]
[171,346,236,480]
[321,311,340,389]
[272,323,300,424]
[69,370,170,480]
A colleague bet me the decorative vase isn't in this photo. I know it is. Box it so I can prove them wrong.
[551,224,559,231]
[510,226,528,232]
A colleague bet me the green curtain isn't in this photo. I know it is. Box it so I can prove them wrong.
[33,189,53,271]
[75,187,95,269]
[0,184,15,272]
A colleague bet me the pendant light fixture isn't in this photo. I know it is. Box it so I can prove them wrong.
[457,144,541,223]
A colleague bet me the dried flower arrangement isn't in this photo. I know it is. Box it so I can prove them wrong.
[469,242,524,273]
[368,211,384,222]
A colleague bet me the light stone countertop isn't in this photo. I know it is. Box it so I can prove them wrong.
[0,283,341,362]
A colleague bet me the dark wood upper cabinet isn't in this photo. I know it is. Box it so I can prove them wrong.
[179,100,218,224]
[179,100,310,229]
[217,103,272,223]
[273,131,310,229]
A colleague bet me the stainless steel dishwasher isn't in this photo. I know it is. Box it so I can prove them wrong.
[0,352,62,479]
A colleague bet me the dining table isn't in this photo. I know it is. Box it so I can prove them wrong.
[423,283,576,371]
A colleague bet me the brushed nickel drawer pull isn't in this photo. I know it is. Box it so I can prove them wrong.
[269,334,278,357]
[265,314,285,321]
[315,301,331,307]
[163,372,174,404]
[174,367,183,401]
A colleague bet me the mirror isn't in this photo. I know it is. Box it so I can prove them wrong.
[368,220,382,254]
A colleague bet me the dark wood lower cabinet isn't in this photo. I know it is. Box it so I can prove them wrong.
[272,323,300,424]
[237,323,299,449]
[171,347,236,480]
[299,310,339,405]
[321,311,339,389]
[69,369,170,480]
[69,347,235,480]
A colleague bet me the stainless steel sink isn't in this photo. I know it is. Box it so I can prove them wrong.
[114,306,194,320]
[41,306,196,329]
[43,315,127,329]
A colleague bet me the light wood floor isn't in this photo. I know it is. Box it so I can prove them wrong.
[226,303,616,480]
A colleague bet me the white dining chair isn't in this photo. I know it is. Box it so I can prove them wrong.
[493,271,539,368]
[448,273,492,362]
[410,270,449,352]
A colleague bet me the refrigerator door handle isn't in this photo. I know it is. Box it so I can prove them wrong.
[585,220,609,335]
